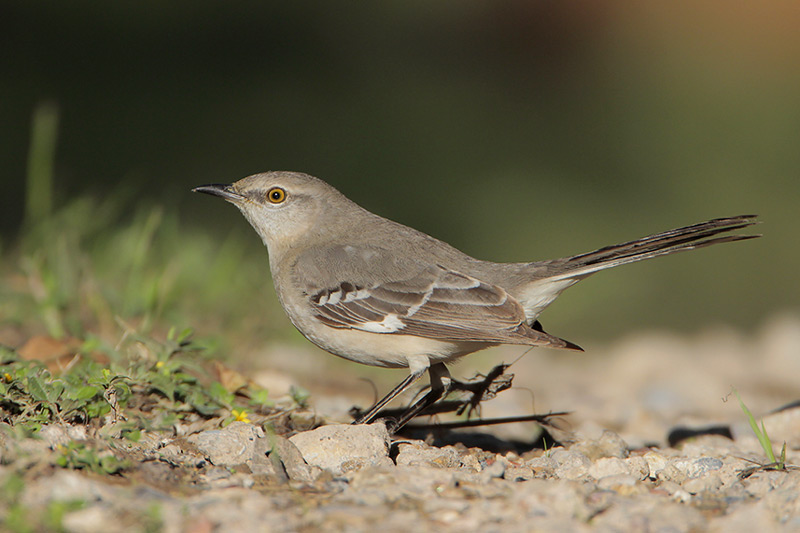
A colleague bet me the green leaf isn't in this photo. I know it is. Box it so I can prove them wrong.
[27,375,49,403]
[733,387,775,463]
[176,328,194,344]
[49,380,65,402]
[75,385,100,401]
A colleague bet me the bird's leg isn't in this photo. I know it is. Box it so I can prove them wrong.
[386,362,451,433]
[353,365,427,425]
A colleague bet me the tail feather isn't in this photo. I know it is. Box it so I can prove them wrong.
[541,215,760,283]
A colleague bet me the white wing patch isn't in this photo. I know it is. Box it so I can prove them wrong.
[358,314,406,333]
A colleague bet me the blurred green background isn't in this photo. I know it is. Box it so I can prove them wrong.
[1,1,798,348]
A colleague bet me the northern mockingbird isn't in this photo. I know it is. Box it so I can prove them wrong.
[193,171,758,430]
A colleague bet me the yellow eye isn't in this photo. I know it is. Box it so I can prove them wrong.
[266,187,287,204]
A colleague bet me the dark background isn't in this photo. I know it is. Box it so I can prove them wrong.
[2,1,798,338]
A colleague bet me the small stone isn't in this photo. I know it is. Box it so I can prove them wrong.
[625,455,650,480]
[644,451,669,479]
[656,480,693,503]
[526,454,558,478]
[477,458,506,481]
[743,470,786,498]
[39,425,71,448]
[187,422,265,467]
[504,465,534,482]
[62,506,115,533]
[199,466,232,484]
[551,449,591,480]
[571,430,629,460]
[671,456,723,478]
[657,463,688,484]
[597,474,646,495]
[682,473,723,493]
[272,436,320,483]
[289,423,391,475]
[588,457,630,480]
[395,442,461,469]
[460,453,482,472]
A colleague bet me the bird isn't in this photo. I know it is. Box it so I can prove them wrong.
[193,171,759,430]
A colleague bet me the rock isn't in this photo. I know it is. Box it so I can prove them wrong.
[590,492,705,531]
[526,454,558,478]
[459,452,482,472]
[271,436,320,483]
[62,506,117,533]
[480,458,506,480]
[20,470,121,511]
[394,442,461,468]
[762,471,800,524]
[672,456,724,478]
[550,449,591,480]
[597,474,647,495]
[644,451,669,479]
[343,465,459,506]
[683,473,723,493]
[588,457,629,480]
[624,455,650,480]
[504,465,534,482]
[570,430,629,460]
[39,424,88,449]
[657,463,688,484]
[743,470,787,498]
[289,423,391,475]
[187,422,265,468]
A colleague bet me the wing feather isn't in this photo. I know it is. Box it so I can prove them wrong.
[308,265,575,349]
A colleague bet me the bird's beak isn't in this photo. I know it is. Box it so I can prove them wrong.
[191,184,245,203]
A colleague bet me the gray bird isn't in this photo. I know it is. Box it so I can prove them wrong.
[194,171,759,430]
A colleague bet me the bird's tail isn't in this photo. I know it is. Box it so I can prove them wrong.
[515,215,760,321]
[541,214,760,283]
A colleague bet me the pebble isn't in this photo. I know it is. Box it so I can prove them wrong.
[187,421,265,468]
[624,455,650,480]
[6,315,800,531]
[597,474,647,495]
[570,429,629,460]
[682,473,723,493]
[643,450,669,479]
[271,435,320,483]
[550,449,591,480]
[394,442,462,468]
[671,456,724,478]
[527,454,558,477]
[588,456,630,480]
[504,465,535,482]
[288,423,392,475]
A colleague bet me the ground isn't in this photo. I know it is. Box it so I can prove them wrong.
[1,314,799,532]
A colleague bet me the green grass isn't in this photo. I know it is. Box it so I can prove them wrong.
[732,387,796,478]
[0,326,275,436]
[0,105,315,510]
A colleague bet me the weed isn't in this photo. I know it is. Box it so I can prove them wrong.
[732,387,797,479]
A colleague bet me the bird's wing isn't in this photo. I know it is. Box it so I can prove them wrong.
[293,246,576,349]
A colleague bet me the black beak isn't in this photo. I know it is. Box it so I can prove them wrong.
[191,184,245,202]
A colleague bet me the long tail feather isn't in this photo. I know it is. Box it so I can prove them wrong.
[543,215,760,282]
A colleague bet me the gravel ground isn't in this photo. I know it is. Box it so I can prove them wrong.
[2,313,799,532]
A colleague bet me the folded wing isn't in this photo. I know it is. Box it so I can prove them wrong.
[309,265,579,350]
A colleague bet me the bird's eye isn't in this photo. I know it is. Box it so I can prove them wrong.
[266,187,287,204]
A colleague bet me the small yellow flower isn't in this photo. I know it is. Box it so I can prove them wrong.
[3,372,11,383]
[155,361,165,369]
[231,409,251,424]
